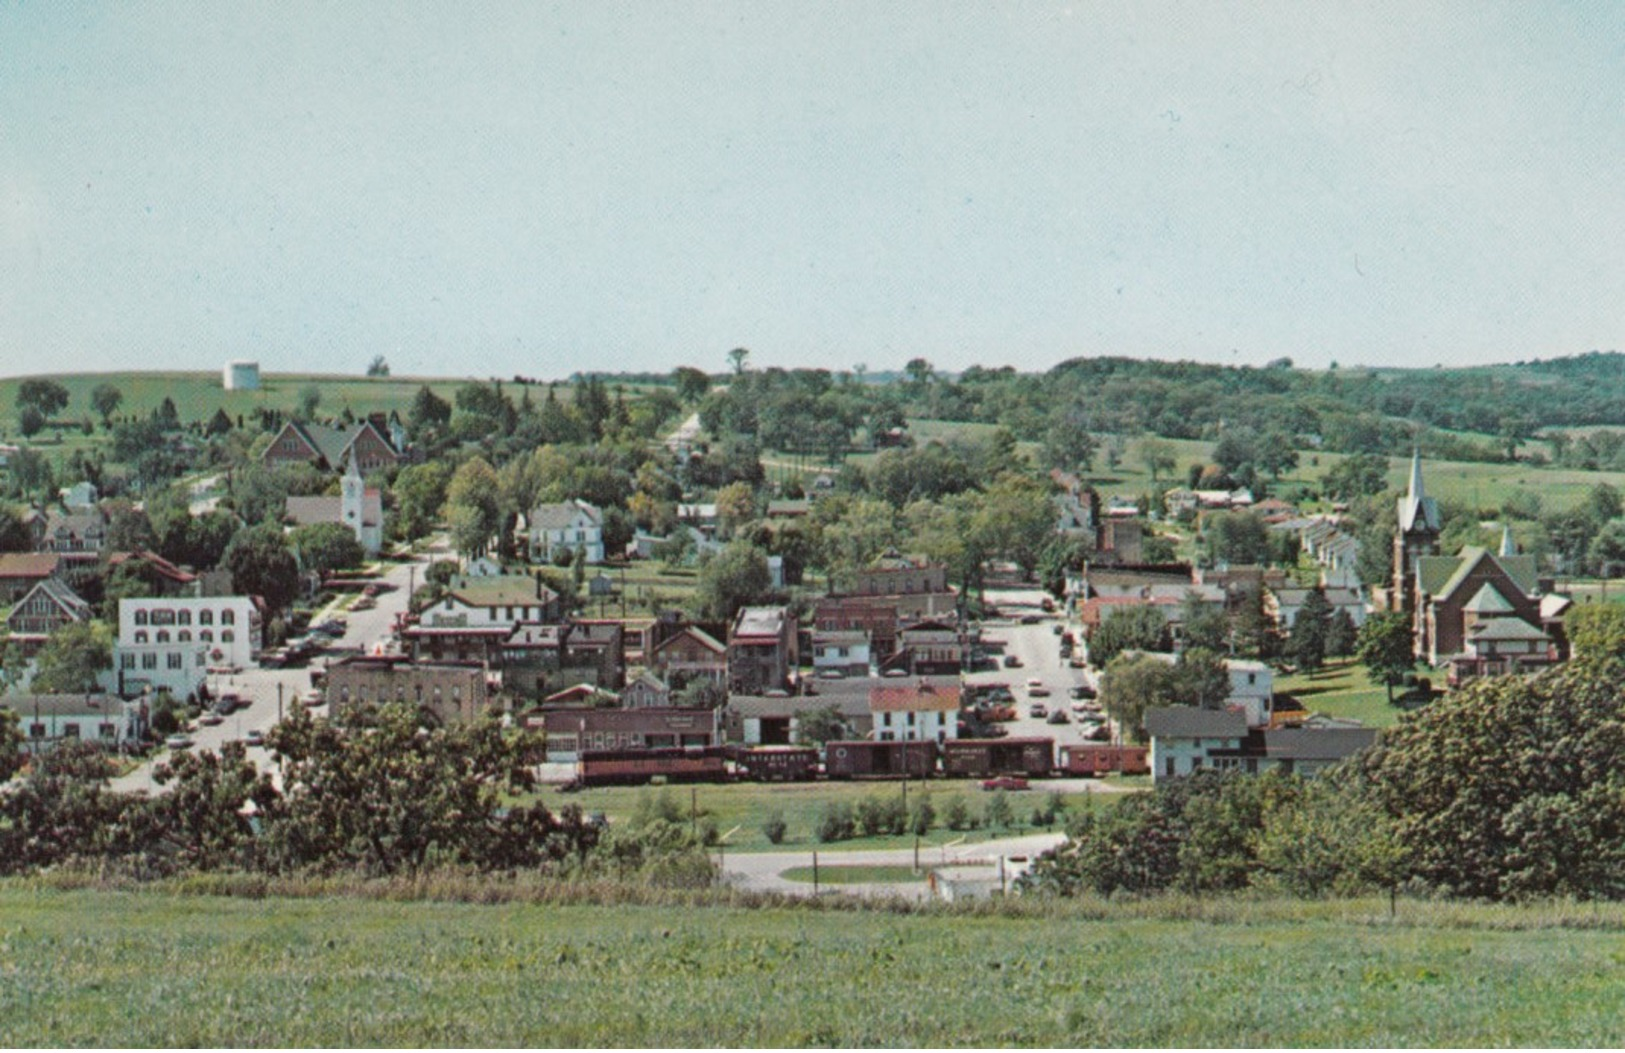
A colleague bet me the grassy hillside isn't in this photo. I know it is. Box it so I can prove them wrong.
[4,886,1625,1045]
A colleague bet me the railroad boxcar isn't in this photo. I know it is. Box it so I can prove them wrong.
[1058,743,1149,776]
[734,745,819,782]
[941,737,1055,778]
[577,746,729,786]
[823,740,936,779]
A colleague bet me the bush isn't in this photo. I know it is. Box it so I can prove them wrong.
[761,810,787,845]
[944,796,972,832]
[984,790,1014,830]
[856,793,907,837]
[816,802,855,843]
[909,792,935,836]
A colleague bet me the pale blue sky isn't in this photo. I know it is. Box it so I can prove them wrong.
[2,3,1622,378]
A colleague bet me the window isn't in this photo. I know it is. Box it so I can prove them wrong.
[196,653,206,667]
[99,723,116,740]
[121,654,135,670]
[29,723,44,739]
[152,609,175,626]
[63,724,79,738]
[156,630,170,643]
[200,630,213,642]
[178,630,190,642]
[134,609,148,626]
[199,610,213,625]
[221,609,235,626]
[221,630,234,643]
[177,610,191,626]
[167,653,182,670]
[142,653,157,670]
[134,631,148,644]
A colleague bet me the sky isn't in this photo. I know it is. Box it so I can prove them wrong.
[2,2,1623,379]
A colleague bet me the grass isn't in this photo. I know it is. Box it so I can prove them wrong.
[1275,657,1433,729]
[539,781,1077,854]
[7,885,1625,1044]
[777,864,924,885]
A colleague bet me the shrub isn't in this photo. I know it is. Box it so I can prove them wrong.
[816,802,855,843]
[761,810,787,845]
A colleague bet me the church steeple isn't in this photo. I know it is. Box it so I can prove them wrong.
[1499,523,1517,557]
[1397,449,1440,534]
[1392,449,1442,615]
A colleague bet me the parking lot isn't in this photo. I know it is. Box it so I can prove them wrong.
[966,587,1109,750]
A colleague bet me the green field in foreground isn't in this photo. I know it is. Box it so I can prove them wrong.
[5,888,1625,1045]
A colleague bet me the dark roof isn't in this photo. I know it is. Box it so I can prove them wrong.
[1145,705,1248,739]
[729,694,871,719]
[1262,727,1377,761]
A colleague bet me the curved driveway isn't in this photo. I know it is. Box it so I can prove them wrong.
[716,831,1068,900]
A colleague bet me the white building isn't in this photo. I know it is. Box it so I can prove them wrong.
[528,500,605,564]
[284,454,384,558]
[223,360,261,391]
[59,481,99,509]
[870,681,960,743]
[423,575,560,629]
[116,596,261,699]
[1226,659,1274,726]
[812,630,872,678]
[1145,706,1249,780]
[4,694,146,752]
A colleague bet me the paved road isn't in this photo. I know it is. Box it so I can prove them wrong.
[969,586,1113,750]
[111,550,426,795]
[717,831,1067,899]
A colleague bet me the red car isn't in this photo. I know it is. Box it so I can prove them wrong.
[981,776,1030,792]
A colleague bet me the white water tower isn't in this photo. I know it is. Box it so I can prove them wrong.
[223,360,260,391]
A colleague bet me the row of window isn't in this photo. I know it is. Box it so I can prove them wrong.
[131,629,233,644]
[132,607,236,627]
[120,651,206,670]
[29,722,118,739]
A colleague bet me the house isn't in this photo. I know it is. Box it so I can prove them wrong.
[38,509,107,567]
[887,619,967,676]
[728,606,798,695]
[500,620,626,698]
[1268,587,1367,632]
[813,591,960,665]
[840,553,949,597]
[676,503,719,535]
[116,596,261,699]
[811,629,871,679]
[401,624,514,666]
[5,578,92,657]
[869,680,961,743]
[423,574,561,629]
[0,552,62,603]
[3,694,145,752]
[1146,705,1376,781]
[621,671,672,709]
[261,418,401,474]
[104,549,199,597]
[1225,659,1274,726]
[725,692,874,745]
[528,706,719,761]
[648,624,728,689]
[283,454,385,556]
[323,655,491,725]
[528,499,605,564]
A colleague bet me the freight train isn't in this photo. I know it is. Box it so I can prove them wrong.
[573,737,1146,787]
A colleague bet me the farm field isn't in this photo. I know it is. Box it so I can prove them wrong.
[5,887,1625,1045]
[534,780,1095,854]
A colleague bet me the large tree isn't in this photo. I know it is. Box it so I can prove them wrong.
[89,383,123,426]
[444,457,502,558]
[291,523,365,577]
[223,525,300,612]
[694,540,772,622]
[16,379,69,418]
[1356,610,1414,704]
[1089,604,1168,667]
[1289,588,1332,672]
[31,621,113,694]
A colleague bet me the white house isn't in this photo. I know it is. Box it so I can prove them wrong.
[1226,659,1274,726]
[116,596,261,699]
[4,694,146,752]
[1145,706,1249,780]
[812,629,871,678]
[869,681,960,743]
[528,500,605,564]
[423,575,560,629]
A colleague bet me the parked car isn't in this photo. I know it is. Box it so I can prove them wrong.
[352,597,376,611]
[1028,703,1048,719]
[1028,685,1051,697]
[1087,723,1112,742]
[1003,655,1023,668]
[1051,623,1065,635]
[1046,710,1069,725]
[198,712,223,727]
[165,734,193,750]
[302,689,325,708]
[1019,614,1043,625]
[244,729,265,747]
[982,776,1030,791]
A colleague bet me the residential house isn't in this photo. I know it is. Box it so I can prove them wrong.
[283,453,384,557]
[324,655,490,725]
[621,672,672,709]
[869,680,961,743]
[528,499,605,564]
[261,417,402,473]
[5,578,91,657]
[1269,587,1368,632]
[104,549,199,597]
[3,694,145,752]
[887,619,967,676]
[648,624,728,689]
[60,481,98,509]
[528,706,719,761]
[811,629,871,678]
[39,509,107,569]
[500,620,626,698]
[728,606,798,695]
[0,552,62,603]
[423,574,561,629]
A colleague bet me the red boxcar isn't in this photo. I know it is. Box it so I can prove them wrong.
[941,737,1055,778]
[1058,744,1149,776]
[824,740,936,779]
[734,746,819,782]
[577,746,729,786]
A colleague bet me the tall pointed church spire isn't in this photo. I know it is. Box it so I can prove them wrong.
[1407,448,1425,502]
[1499,523,1516,557]
[1397,449,1440,534]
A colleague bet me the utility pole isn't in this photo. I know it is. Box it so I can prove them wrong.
[277,681,284,724]
[812,850,819,895]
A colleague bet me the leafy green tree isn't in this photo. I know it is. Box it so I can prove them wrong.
[291,523,366,577]
[1325,608,1358,658]
[1138,438,1177,482]
[295,385,322,422]
[1180,593,1230,653]
[1100,652,1180,742]
[0,505,32,552]
[795,704,850,747]
[148,741,280,873]
[1356,610,1414,704]
[0,742,128,874]
[1565,603,1625,661]
[31,621,113,694]
[976,473,1056,579]
[1090,604,1168,667]
[365,355,390,377]
[17,405,44,438]
[409,385,453,436]
[90,383,123,426]
[16,379,69,418]
[223,525,301,612]
[1289,588,1332,671]
[1204,511,1271,566]
[694,540,772,621]
[1041,405,1097,473]
[1175,646,1231,709]
[984,790,1014,830]
[673,366,711,403]
[1322,453,1388,501]
[445,456,502,558]
[0,709,22,783]
[391,461,452,542]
